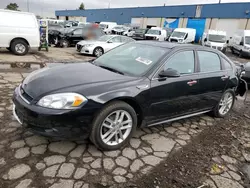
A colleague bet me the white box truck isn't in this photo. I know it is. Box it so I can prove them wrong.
[0,9,40,55]
[169,28,196,43]
[230,30,250,57]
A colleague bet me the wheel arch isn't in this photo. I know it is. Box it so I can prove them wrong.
[10,37,30,47]
[106,97,144,127]
[93,46,104,55]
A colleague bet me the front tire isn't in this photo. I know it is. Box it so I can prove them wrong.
[11,39,29,56]
[213,90,235,118]
[93,47,104,57]
[60,39,69,48]
[90,101,137,151]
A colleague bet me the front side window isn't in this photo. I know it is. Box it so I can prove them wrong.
[245,36,250,45]
[198,51,221,72]
[94,43,168,76]
[109,36,121,43]
[164,51,195,74]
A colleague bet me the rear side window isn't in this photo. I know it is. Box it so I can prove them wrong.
[222,58,233,70]
[197,51,221,72]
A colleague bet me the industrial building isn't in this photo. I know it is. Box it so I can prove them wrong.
[55,2,250,41]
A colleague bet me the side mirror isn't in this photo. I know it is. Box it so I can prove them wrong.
[226,40,229,44]
[158,68,180,78]
[240,41,244,45]
[204,38,207,42]
[71,33,74,36]
[107,40,112,43]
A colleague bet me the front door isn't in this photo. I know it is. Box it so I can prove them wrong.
[106,36,122,52]
[149,50,201,124]
[196,50,229,109]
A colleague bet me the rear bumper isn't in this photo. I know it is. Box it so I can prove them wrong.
[12,87,98,140]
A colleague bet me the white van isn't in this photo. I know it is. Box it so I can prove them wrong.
[145,27,167,41]
[202,30,227,53]
[0,9,40,55]
[230,30,250,57]
[169,28,196,43]
[99,22,117,34]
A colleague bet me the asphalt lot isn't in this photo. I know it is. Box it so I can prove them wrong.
[0,46,249,188]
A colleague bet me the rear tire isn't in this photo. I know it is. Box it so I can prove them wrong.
[90,101,137,151]
[213,90,235,118]
[11,39,29,56]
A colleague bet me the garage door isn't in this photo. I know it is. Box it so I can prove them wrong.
[216,19,239,39]
[187,18,206,43]
[131,18,142,25]
[147,18,160,27]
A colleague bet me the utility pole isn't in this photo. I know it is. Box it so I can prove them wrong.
[108,0,111,8]
[27,0,30,12]
[219,0,221,4]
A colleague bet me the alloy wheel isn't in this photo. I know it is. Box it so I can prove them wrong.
[219,92,234,115]
[15,44,26,54]
[95,48,103,57]
[100,110,133,146]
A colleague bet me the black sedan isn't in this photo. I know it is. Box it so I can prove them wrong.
[12,41,246,150]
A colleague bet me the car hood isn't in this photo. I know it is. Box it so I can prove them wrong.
[77,40,106,45]
[22,63,135,99]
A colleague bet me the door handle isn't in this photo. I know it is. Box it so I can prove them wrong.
[221,75,229,81]
[187,80,197,86]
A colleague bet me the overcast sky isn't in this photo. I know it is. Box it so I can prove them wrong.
[0,0,249,17]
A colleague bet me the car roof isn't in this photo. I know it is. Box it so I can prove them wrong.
[135,41,220,52]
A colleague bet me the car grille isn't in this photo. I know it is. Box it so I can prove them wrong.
[211,46,222,51]
[146,36,156,40]
[20,86,33,103]
[77,44,82,51]
[111,31,124,35]
[170,39,178,42]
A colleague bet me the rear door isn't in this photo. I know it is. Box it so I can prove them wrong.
[196,50,229,109]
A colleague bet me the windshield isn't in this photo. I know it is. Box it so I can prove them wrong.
[135,29,146,34]
[113,26,125,30]
[93,43,168,76]
[147,29,161,35]
[208,34,226,43]
[99,24,108,29]
[171,31,186,38]
[97,35,114,42]
[245,36,250,45]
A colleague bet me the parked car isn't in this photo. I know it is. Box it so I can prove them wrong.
[132,29,149,40]
[99,22,117,34]
[123,27,136,37]
[169,28,196,43]
[145,27,167,41]
[59,27,105,48]
[202,30,227,53]
[76,35,135,57]
[48,24,64,46]
[230,30,250,57]
[111,25,128,35]
[12,41,246,150]
[0,9,40,55]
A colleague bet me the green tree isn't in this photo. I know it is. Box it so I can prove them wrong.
[5,3,19,11]
[79,3,85,10]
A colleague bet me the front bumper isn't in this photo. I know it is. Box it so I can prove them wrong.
[12,87,97,140]
[76,44,94,55]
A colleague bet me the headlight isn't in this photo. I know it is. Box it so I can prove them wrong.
[206,41,211,45]
[84,44,94,47]
[178,39,183,43]
[37,93,87,109]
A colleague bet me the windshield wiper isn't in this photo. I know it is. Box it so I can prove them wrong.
[99,65,124,75]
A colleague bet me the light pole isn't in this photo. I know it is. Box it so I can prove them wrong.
[108,0,111,8]
[27,0,30,12]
